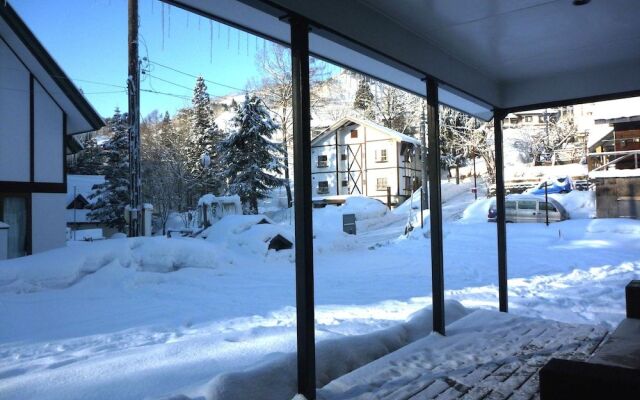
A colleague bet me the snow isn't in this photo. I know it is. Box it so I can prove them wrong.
[589,168,640,178]
[197,194,241,206]
[206,302,468,400]
[550,190,596,219]
[318,309,609,399]
[0,188,639,400]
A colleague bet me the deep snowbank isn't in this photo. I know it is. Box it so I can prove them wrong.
[205,301,468,400]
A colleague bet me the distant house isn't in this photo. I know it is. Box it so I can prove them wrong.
[588,115,640,219]
[0,4,103,258]
[503,109,559,128]
[310,117,421,206]
[66,175,114,238]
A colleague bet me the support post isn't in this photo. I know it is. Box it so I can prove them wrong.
[128,0,141,237]
[419,103,429,211]
[494,109,508,313]
[290,15,316,400]
[426,78,445,335]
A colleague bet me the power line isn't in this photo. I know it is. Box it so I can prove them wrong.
[145,58,247,93]
[140,88,191,100]
[142,71,193,92]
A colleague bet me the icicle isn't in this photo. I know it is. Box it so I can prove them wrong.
[186,13,189,28]
[168,5,171,38]
[150,0,154,14]
[263,38,266,61]
[210,20,213,64]
[161,3,165,50]
[227,26,231,49]
[237,29,240,55]
[246,32,249,56]
[198,16,201,31]
[218,21,221,39]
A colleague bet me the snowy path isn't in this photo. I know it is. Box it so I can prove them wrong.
[357,183,477,247]
[318,310,609,400]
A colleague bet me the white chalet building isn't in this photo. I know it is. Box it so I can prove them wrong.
[0,4,103,258]
[311,117,421,205]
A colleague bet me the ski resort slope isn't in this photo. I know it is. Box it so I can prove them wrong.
[0,194,639,399]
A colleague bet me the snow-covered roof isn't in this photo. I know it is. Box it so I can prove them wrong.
[66,175,105,206]
[591,97,640,122]
[587,125,615,150]
[514,108,559,115]
[198,194,241,206]
[589,169,640,179]
[313,116,421,146]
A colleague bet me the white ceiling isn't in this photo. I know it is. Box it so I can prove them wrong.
[168,0,640,116]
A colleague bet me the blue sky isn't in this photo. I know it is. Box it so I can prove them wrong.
[11,0,277,118]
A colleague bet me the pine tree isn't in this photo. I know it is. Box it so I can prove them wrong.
[353,77,375,119]
[88,108,130,232]
[187,76,224,198]
[69,133,105,175]
[219,95,286,214]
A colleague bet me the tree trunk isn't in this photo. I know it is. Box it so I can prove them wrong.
[455,164,460,184]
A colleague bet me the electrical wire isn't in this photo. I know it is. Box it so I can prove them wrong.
[145,59,246,92]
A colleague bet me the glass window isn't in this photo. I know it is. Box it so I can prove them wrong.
[376,178,388,191]
[350,129,358,138]
[1,196,27,259]
[518,200,536,210]
[317,155,328,167]
[341,180,348,187]
[505,201,516,209]
[540,202,557,212]
[375,149,388,162]
[318,181,329,194]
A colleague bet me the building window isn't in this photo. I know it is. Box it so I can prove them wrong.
[375,149,388,163]
[376,177,388,191]
[524,116,533,123]
[510,118,518,124]
[317,181,329,194]
[341,180,348,187]
[340,154,348,161]
[350,129,358,138]
[538,115,545,123]
[317,155,328,168]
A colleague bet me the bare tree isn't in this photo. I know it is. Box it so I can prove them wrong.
[254,43,327,207]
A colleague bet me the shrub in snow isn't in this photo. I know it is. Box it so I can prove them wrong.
[201,215,294,256]
[205,301,468,400]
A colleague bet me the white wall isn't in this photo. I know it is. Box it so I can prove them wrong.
[31,193,66,254]
[0,39,30,182]
[34,81,63,183]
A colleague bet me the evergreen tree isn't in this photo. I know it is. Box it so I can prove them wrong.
[353,77,375,119]
[187,76,224,198]
[69,133,105,175]
[88,108,130,232]
[219,95,286,214]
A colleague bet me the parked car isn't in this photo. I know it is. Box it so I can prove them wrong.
[528,176,574,195]
[488,194,569,223]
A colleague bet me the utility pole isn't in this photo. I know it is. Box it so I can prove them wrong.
[128,0,141,237]
[420,102,429,212]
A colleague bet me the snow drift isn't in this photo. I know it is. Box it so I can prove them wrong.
[205,301,469,400]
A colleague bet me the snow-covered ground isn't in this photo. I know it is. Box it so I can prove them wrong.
[0,190,639,400]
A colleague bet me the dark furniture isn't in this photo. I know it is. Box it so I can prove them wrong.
[539,280,640,399]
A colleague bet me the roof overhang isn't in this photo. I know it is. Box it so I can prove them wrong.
[1,2,104,134]
[166,0,640,119]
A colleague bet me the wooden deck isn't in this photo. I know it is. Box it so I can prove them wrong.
[318,311,609,400]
